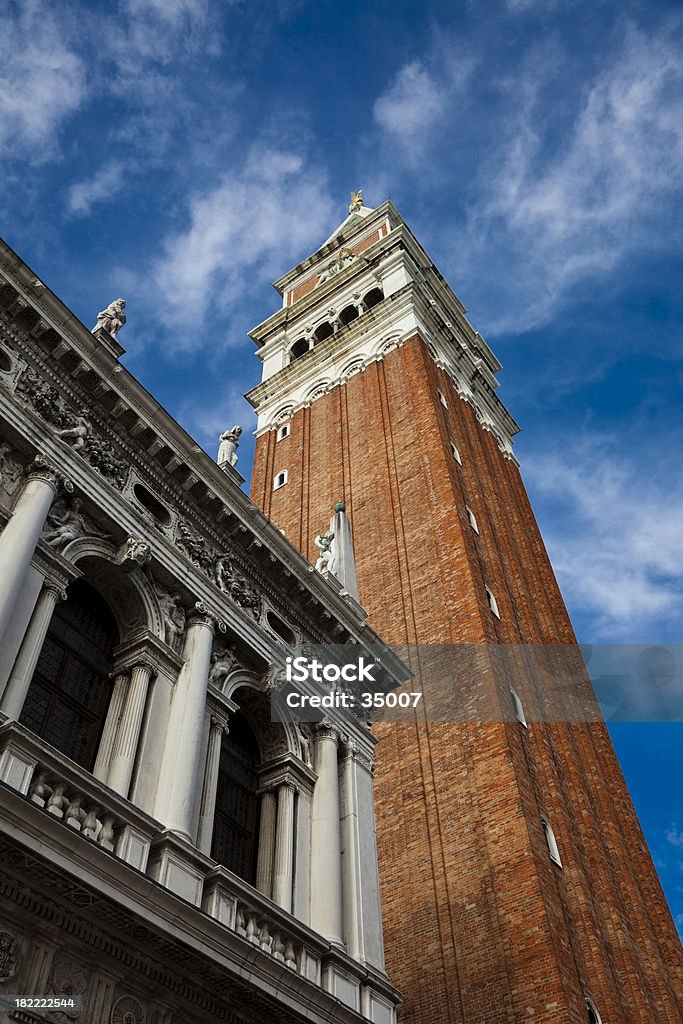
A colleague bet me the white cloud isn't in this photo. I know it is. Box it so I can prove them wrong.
[505,0,560,10]
[666,825,683,849]
[524,436,683,640]
[455,22,683,331]
[177,382,254,457]
[0,0,84,159]
[152,146,335,344]
[67,162,127,217]
[373,61,446,149]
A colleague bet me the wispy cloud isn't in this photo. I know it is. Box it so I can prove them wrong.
[152,145,335,345]
[372,20,683,333]
[67,162,128,217]
[525,435,683,640]
[372,50,476,164]
[461,22,683,331]
[0,0,84,159]
[666,825,683,849]
[373,61,447,153]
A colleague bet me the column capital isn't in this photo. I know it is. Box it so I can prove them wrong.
[344,740,375,774]
[129,657,156,677]
[210,711,230,734]
[25,456,73,494]
[314,719,344,744]
[188,600,227,634]
[42,576,68,602]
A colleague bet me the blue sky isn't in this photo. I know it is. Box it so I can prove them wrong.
[2,0,682,932]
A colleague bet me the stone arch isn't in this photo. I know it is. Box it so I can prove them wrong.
[373,333,401,356]
[305,379,331,403]
[59,537,162,641]
[225,672,299,761]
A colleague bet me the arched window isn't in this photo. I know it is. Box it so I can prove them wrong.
[363,287,384,310]
[585,998,602,1023]
[313,321,334,344]
[290,338,309,360]
[339,304,360,326]
[211,712,260,884]
[20,580,118,770]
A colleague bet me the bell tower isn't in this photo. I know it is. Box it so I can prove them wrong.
[247,198,683,1024]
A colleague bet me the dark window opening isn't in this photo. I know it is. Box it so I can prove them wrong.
[132,483,171,525]
[339,304,359,327]
[363,288,384,310]
[0,348,12,373]
[20,580,118,770]
[266,611,296,645]
[290,338,309,360]
[313,321,334,344]
[211,712,260,884]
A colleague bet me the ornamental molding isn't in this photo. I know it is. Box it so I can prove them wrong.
[0,284,359,648]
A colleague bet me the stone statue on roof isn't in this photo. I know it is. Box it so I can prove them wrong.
[92,298,126,338]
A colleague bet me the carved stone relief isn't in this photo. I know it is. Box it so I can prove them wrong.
[176,522,262,620]
[0,931,19,982]
[115,536,152,572]
[208,644,237,688]
[48,955,88,1022]
[155,585,186,652]
[42,496,102,552]
[15,367,128,488]
[110,994,145,1024]
[0,441,23,497]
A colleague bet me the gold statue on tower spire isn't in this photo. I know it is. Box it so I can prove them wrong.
[348,189,364,213]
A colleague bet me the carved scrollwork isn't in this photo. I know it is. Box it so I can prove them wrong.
[190,600,227,635]
[26,455,72,493]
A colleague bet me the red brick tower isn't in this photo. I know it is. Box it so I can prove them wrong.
[246,199,683,1024]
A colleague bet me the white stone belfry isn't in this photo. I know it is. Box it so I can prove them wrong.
[314,502,360,602]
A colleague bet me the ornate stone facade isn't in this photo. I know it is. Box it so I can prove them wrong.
[0,237,402,1024]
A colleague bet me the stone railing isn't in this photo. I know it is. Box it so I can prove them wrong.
[0,719,158,871]
[202,865,325,985]
[0,718,399,1023]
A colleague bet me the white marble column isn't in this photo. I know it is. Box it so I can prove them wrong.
[310,723,344,946]
[197,712,229,855]
[154,603,221,840]
[272,781,297,912]
[341,741,385,969]
[0,459,66,643]
[0,574,67,719]
[93,672,129,782]
[107,661,154,798]
[255,789,277,898]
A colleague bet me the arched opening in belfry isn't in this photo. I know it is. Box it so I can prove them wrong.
[313,321,334,344]
[290,337,309,360]
[363,287,384,310]
[339,304,360,326]
[20,579,118,771]
[211,710,261,884]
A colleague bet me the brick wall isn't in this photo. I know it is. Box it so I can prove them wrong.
[251,335,683,1023]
